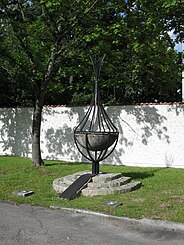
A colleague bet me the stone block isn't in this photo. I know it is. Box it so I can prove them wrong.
[92,173,123,183]
[112,182,142,194]
[87,176,131,188]
[82,187,113,196]
[53,178,69,192]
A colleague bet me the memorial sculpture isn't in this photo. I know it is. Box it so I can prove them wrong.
[74,55,119,174]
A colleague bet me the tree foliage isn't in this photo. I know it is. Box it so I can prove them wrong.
[66,0,182,105]
[0,0,182,107]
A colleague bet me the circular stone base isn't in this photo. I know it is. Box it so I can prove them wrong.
[53,171,142,197]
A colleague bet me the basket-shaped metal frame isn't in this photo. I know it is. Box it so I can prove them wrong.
[74,55,119,174]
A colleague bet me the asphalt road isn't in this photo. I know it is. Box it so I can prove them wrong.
[0,201,184,245]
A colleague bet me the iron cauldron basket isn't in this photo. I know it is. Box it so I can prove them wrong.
[74,131,118,152]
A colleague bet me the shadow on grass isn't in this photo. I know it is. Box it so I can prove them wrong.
[44,163,59,167]
[44,161,164,181]
[123,168,163,180]
[45,162,90,167]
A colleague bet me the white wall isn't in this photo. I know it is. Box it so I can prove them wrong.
[1,103,184,168]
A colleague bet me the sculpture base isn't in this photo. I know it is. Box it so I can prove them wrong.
[53,172,142,198]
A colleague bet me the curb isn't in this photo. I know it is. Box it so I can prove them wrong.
[50,205,184,233]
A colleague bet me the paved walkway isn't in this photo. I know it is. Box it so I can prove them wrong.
[0,201,184,245]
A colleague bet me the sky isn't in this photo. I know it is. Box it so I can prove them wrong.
[169,30,183,52]
[175,43,183,52]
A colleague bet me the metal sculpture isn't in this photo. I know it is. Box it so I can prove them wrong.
[74,55,119,174]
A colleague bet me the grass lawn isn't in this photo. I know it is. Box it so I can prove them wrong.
[0,156,184,223]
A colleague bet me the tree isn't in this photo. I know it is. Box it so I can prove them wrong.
[1,1,182,106]
[0,0,103,166]
[161,0,184,42]
[68,0,182,105]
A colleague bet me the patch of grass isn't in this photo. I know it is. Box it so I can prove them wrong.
[0,156,184,223]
